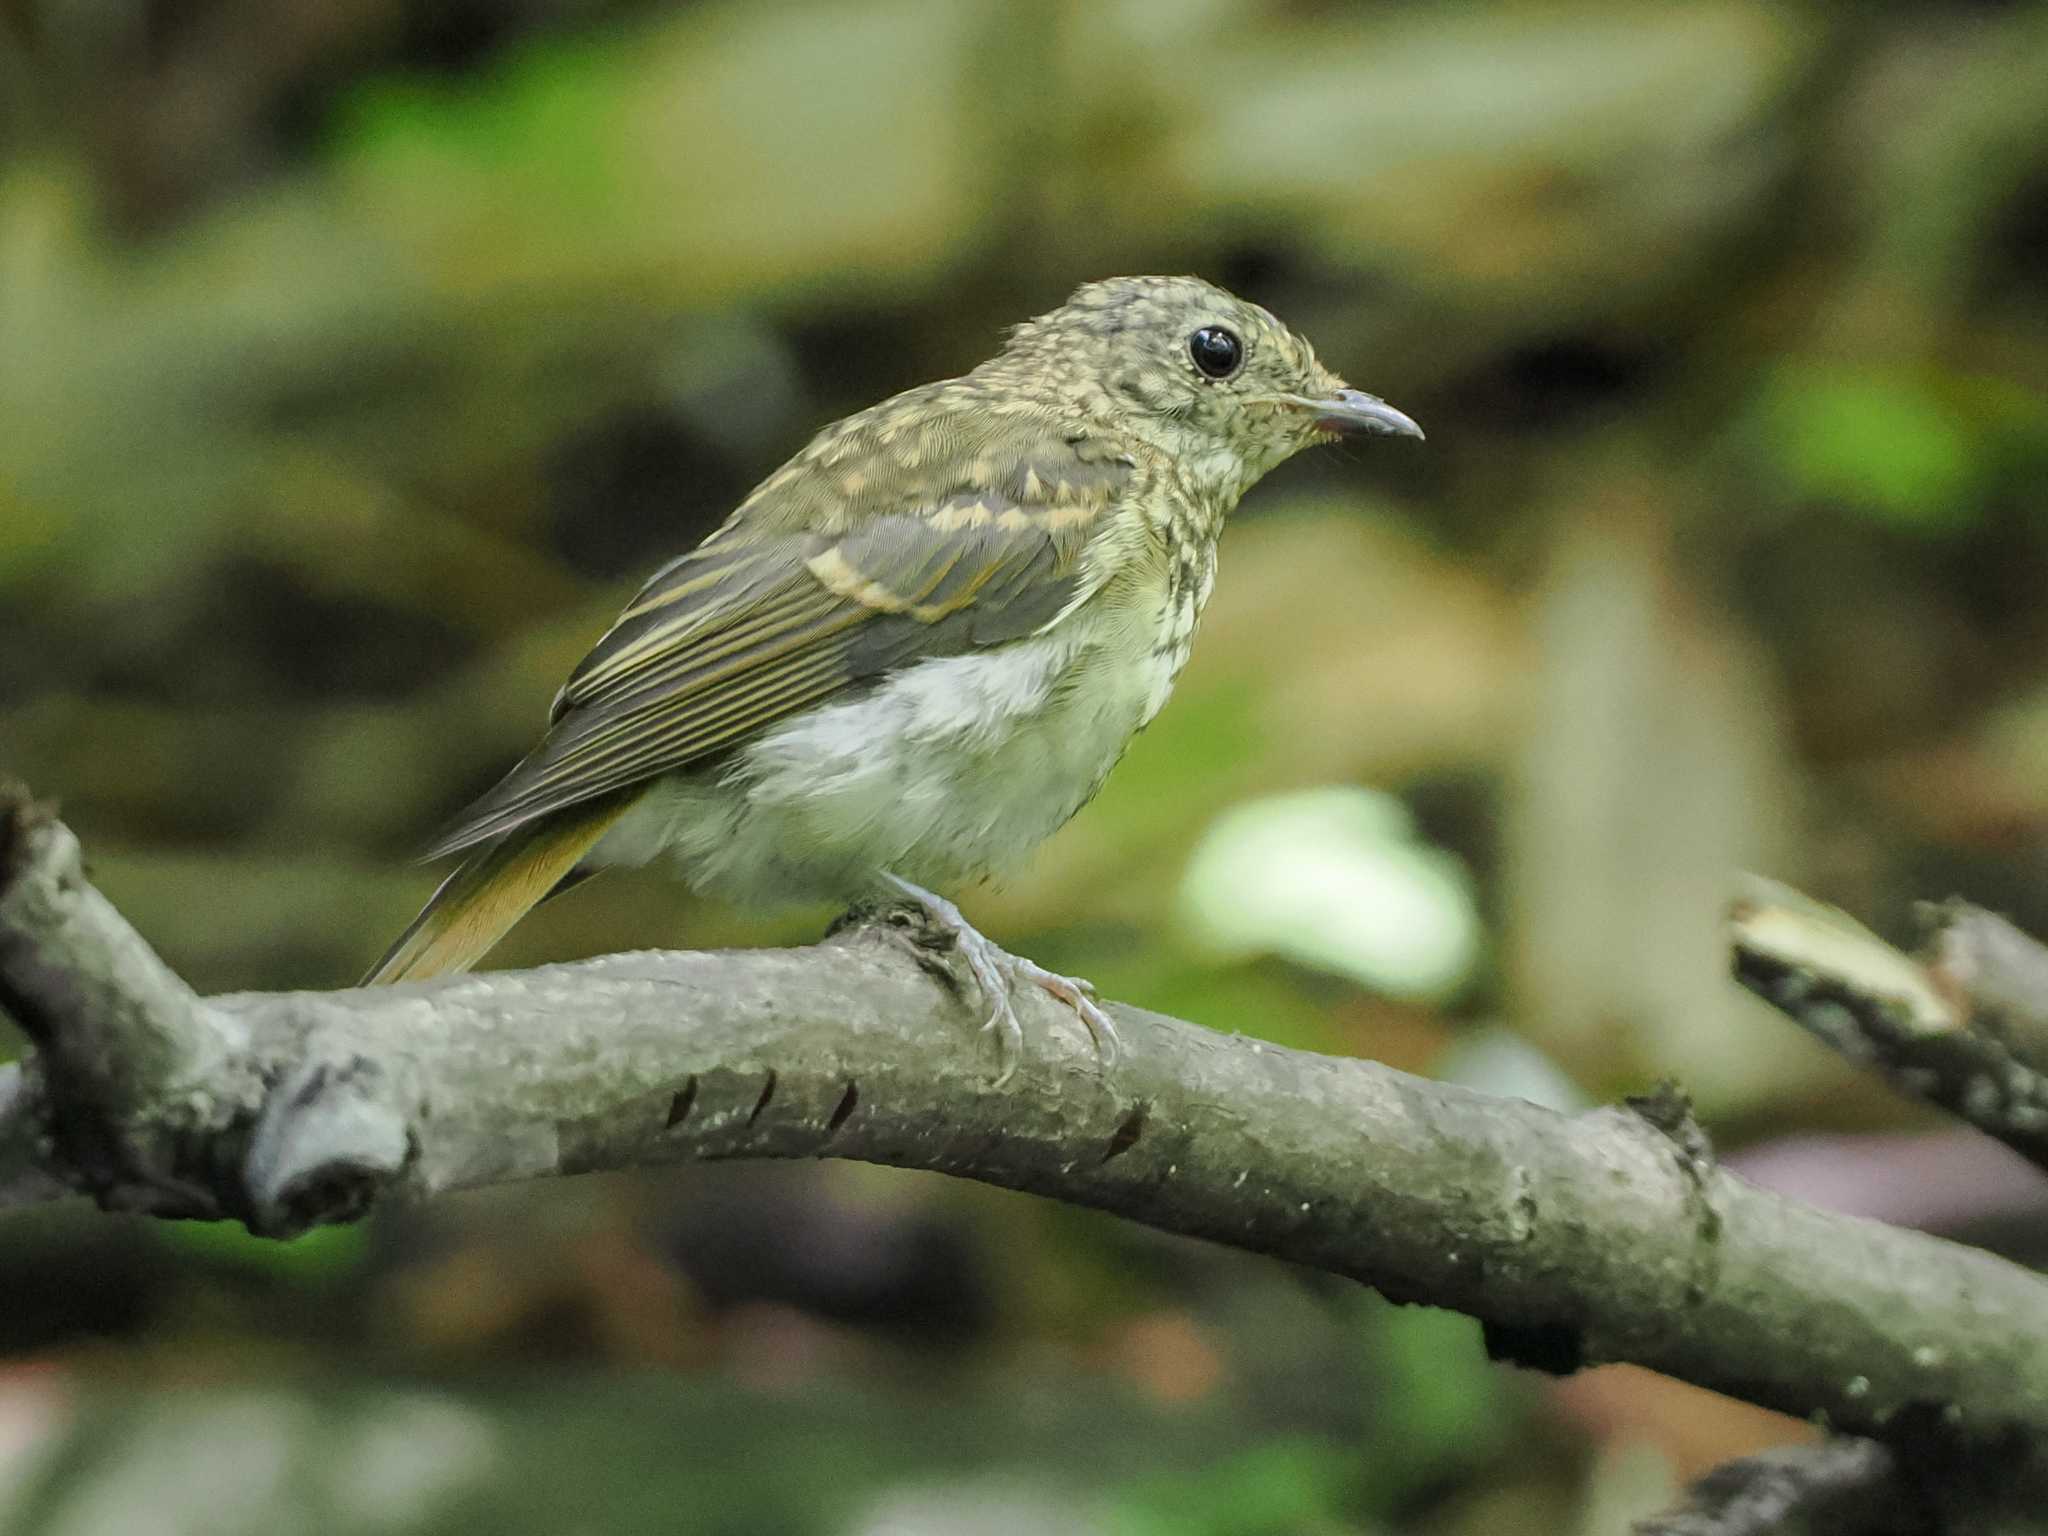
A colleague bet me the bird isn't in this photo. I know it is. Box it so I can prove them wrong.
[365,275,1421,1073]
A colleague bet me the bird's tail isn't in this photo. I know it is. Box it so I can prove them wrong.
[362,798,631,985]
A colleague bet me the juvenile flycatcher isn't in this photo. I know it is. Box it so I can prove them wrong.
[367,276,1422,1069]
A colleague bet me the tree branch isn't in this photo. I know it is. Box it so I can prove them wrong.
[6,787,2048,1455]
[1924,902,2048,1079]
[1632,1436,2047,1536]
[1635,1441,1912,1536]
[1730,877,2048,1172]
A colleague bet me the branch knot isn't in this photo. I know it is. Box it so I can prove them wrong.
[246,1050,418,1237]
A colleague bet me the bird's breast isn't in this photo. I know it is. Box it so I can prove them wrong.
[1145,535,1218,722]
[607,557,1219,905]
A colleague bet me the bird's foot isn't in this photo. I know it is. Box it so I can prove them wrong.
[882,875,1120,1085]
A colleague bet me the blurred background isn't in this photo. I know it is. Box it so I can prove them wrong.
[3,0,2047,1530]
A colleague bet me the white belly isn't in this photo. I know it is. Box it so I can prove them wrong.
[594,600,1190,907]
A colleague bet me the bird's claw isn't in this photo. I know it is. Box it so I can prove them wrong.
[1000,956,1121,1070]
[948,923,1026,1083]
[882,875,1118,1083]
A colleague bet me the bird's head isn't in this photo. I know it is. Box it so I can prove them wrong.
[993,275,1421,499]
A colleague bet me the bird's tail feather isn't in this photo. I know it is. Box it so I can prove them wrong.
[362,798,631,985]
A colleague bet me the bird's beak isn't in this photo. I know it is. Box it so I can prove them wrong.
[1300,388,1425,441]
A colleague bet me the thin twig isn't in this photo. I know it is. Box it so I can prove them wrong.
[1635,1434,2048,1536]
[1924,903,2048,1079]
[1729,877,2048,1172]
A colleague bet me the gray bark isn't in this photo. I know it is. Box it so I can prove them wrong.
[1732,877,2048,1171]
[1632,1438,2048,1536]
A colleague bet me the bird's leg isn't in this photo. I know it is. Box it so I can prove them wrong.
[880,874,1121,1083]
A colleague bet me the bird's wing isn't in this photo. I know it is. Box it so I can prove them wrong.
[423,410,1135,859]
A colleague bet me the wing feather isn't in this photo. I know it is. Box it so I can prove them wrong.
[423,405,1134,861]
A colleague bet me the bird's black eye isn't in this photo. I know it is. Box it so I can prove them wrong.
[1188,326,1243,380]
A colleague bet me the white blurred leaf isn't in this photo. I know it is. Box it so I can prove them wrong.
[1178,787,1481,1002]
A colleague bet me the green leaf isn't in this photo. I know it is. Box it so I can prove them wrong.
[1107,1437,1356,1536]
[158,1217,368,1281]
[1754,363,1986,532]
[328,36,625,223]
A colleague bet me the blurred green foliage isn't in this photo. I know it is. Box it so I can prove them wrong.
[158,1218,369,1282]
[338,38,628,205]
[1755,362,1988,531]
[1111,1438,1357,1536]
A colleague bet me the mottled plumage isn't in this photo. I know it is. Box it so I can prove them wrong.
[368,275,1420,1068]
